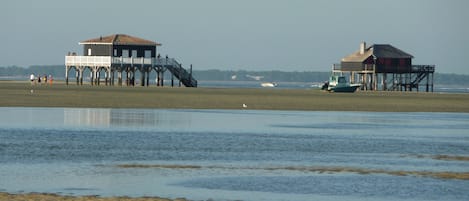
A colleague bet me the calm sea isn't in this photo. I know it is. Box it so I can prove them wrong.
[2,76,469,93]
[0,107,468,201]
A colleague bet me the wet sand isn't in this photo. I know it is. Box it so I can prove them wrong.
[115,163,469,181]
[1,81,469,112]
[0,192,187,201]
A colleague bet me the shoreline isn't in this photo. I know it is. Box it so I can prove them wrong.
[1,81,469,112]
[0,192,187,201]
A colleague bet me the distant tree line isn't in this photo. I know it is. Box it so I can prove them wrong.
[0,65,64,78]
[0,65,468,85]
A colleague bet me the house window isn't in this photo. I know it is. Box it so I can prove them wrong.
[122,49,129,58]
[87,48,92,56]
[131,50,138,58]
[114,49,117,56]
[144,50,151,58]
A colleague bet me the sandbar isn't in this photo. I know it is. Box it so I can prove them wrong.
[1,81,469,112]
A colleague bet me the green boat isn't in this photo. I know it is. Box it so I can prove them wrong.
[323,75,361,92]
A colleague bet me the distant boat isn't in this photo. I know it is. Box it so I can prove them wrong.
[323,75,360,92]
[261,82,278,87]
[310,82,323,88]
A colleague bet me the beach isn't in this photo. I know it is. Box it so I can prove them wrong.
[1,81,469,112]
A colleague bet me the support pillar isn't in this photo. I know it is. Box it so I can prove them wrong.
[431,72,434,92]
[156,70,160,86]
[97,69,101,86]
[131,67,135,86]
[65,66,69,85]
[79,68,83,85]
[140,68,145,87]
[363,73,367,91]
[373,72,377,91]
[171,74,174,87]
[76,70,79,85]
[111,68,115,86]
[118,69,122,86]
[382,73,387,91]
[146,69,150,87]
[161,70,165,87]
[399,74,401,91]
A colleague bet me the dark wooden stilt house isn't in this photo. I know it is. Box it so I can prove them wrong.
[334,42,434,92]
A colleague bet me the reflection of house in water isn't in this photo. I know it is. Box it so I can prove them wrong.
[109,109,191,127]
[64,108,111,127]
[64,109,191,128]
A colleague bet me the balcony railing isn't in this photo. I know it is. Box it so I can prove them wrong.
[65,56,180,67]
[65,56,112,66]
[411,65,435,73]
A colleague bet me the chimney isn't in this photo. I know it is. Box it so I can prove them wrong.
[360,41,366,55]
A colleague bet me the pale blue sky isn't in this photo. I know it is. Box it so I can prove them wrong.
[1,0,468,73]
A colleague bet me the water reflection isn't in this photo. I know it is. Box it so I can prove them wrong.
[64,108,191,128]
[64,108,111,127]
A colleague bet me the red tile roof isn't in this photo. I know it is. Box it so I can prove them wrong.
[79,34,161,46]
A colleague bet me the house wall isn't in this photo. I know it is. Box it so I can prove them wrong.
[375,58,412,73]
[340,62,364,71]
[341,57,412,73]
[113,45,156,58]
[83,44,112,56]
[82,44,156,58]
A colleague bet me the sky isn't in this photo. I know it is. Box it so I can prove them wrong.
[1,0,468,74]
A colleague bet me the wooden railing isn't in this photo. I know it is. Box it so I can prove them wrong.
[65,56,112,66]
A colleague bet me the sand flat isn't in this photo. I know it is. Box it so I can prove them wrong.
[1,81,469,112]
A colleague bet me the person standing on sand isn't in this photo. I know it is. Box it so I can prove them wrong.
[30,74,35,85]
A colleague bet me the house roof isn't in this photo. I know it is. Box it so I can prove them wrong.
[342,44,413,63]
[79,34,161,46]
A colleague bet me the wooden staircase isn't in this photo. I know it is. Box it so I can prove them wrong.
[166,60,198,87]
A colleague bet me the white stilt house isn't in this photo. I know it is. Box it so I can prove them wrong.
[65,34,197,87]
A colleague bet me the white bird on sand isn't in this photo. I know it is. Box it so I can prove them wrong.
[242,104,247,108]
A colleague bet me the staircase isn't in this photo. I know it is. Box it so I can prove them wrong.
[166,59,198,87]
[410,65,435,91]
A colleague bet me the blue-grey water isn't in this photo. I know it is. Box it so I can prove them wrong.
[0,107,468,201]
[3,76,469,93]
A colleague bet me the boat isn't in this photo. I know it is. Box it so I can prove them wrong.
[323,75,361,92]
[261,82,278,87]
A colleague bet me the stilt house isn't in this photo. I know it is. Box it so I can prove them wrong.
[334,42,434,92]
[65,34,197,87]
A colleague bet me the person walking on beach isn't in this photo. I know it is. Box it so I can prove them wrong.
[48,75,53,85]
[30,74,35,85]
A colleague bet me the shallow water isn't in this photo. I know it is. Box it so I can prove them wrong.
[0,107,468,201]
